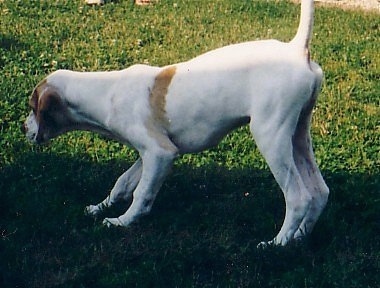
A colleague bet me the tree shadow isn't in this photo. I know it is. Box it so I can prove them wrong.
[0,34,29,69]
[0,34,28,52]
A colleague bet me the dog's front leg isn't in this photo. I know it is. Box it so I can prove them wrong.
[103,148,176,227]
[85,158,143,217]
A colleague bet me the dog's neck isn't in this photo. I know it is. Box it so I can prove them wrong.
[47,70,123,138]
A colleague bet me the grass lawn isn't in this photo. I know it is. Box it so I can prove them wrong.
[0,0,379,287]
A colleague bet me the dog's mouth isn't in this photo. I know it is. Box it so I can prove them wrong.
[34,132,50,145]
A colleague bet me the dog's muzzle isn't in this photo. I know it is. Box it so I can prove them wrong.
[23,112,41,144]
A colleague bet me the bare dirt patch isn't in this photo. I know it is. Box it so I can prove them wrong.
[316,0,379,12]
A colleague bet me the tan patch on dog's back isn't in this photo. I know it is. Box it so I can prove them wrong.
[149,66,176,128]
[147,66,178,152]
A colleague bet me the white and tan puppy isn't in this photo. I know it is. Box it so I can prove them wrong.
[24,0,329,246]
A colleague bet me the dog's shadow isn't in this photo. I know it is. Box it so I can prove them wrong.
[1,150,378,249]
[1,150,379,287]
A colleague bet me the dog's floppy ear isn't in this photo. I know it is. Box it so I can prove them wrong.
[30,79,62,119]
[29,79,47,113]
[31,80,64,143]
[29,88,39,112]
[38,87,61,115]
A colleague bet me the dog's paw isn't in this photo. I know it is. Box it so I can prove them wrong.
[102,217,124,227]
[256,240,275,249]
[85,205,102,217]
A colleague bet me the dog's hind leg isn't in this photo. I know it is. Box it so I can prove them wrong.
[250,88,317,246]
[253,68,328,246]
[291,76,329,240]
[85,158,142,216]
[251,119,312,246]
[292,124,329,240]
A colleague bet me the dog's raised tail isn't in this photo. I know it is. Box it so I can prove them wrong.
[290,0,315,59]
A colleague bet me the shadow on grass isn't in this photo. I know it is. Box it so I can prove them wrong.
[0,34,30,69]
[0,34,29,52]
[0,152,379,287]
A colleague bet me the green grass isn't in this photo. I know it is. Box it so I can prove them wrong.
[0,0,379,287]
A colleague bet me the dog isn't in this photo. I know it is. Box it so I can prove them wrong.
[24,0,329,246]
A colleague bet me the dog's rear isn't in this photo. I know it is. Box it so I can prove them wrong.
[252,0,329,246]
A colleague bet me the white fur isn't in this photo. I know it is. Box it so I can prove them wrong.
[24,0,329,246]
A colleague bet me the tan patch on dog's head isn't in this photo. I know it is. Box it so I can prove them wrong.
[30,79,62,121]
[29,79,47,113]
[28,78,67,143]
[149,66,176,128]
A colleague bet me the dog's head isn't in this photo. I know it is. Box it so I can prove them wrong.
[23,79,73,144]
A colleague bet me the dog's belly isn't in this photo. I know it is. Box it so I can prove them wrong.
[168,115,249,153]
[163,73,251,152]
[165,74,251,153]
[163,52,266,153]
